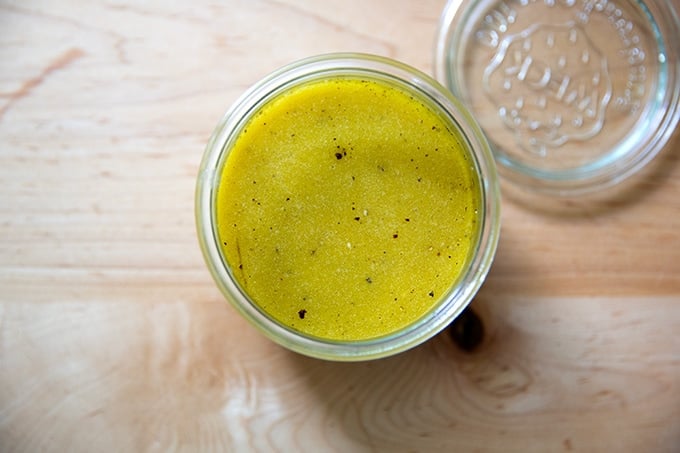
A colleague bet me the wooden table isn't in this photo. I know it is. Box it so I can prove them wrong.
[1,1,678,451]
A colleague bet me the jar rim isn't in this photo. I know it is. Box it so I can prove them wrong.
[196,53,501,360]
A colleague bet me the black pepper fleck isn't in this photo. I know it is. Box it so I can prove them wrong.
[335,152,343,160]
[428,291,434,297]
[298,309,307,319]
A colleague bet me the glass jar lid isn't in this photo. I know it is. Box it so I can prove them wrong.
[436,0,680,195]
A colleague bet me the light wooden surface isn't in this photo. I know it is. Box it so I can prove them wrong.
[1,1,679,452]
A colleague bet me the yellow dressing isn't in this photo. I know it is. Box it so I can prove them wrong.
[216,77,481,341]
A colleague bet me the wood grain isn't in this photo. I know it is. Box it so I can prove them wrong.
[1,1,679,452]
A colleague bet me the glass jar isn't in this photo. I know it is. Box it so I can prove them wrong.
[196,53,500,360]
